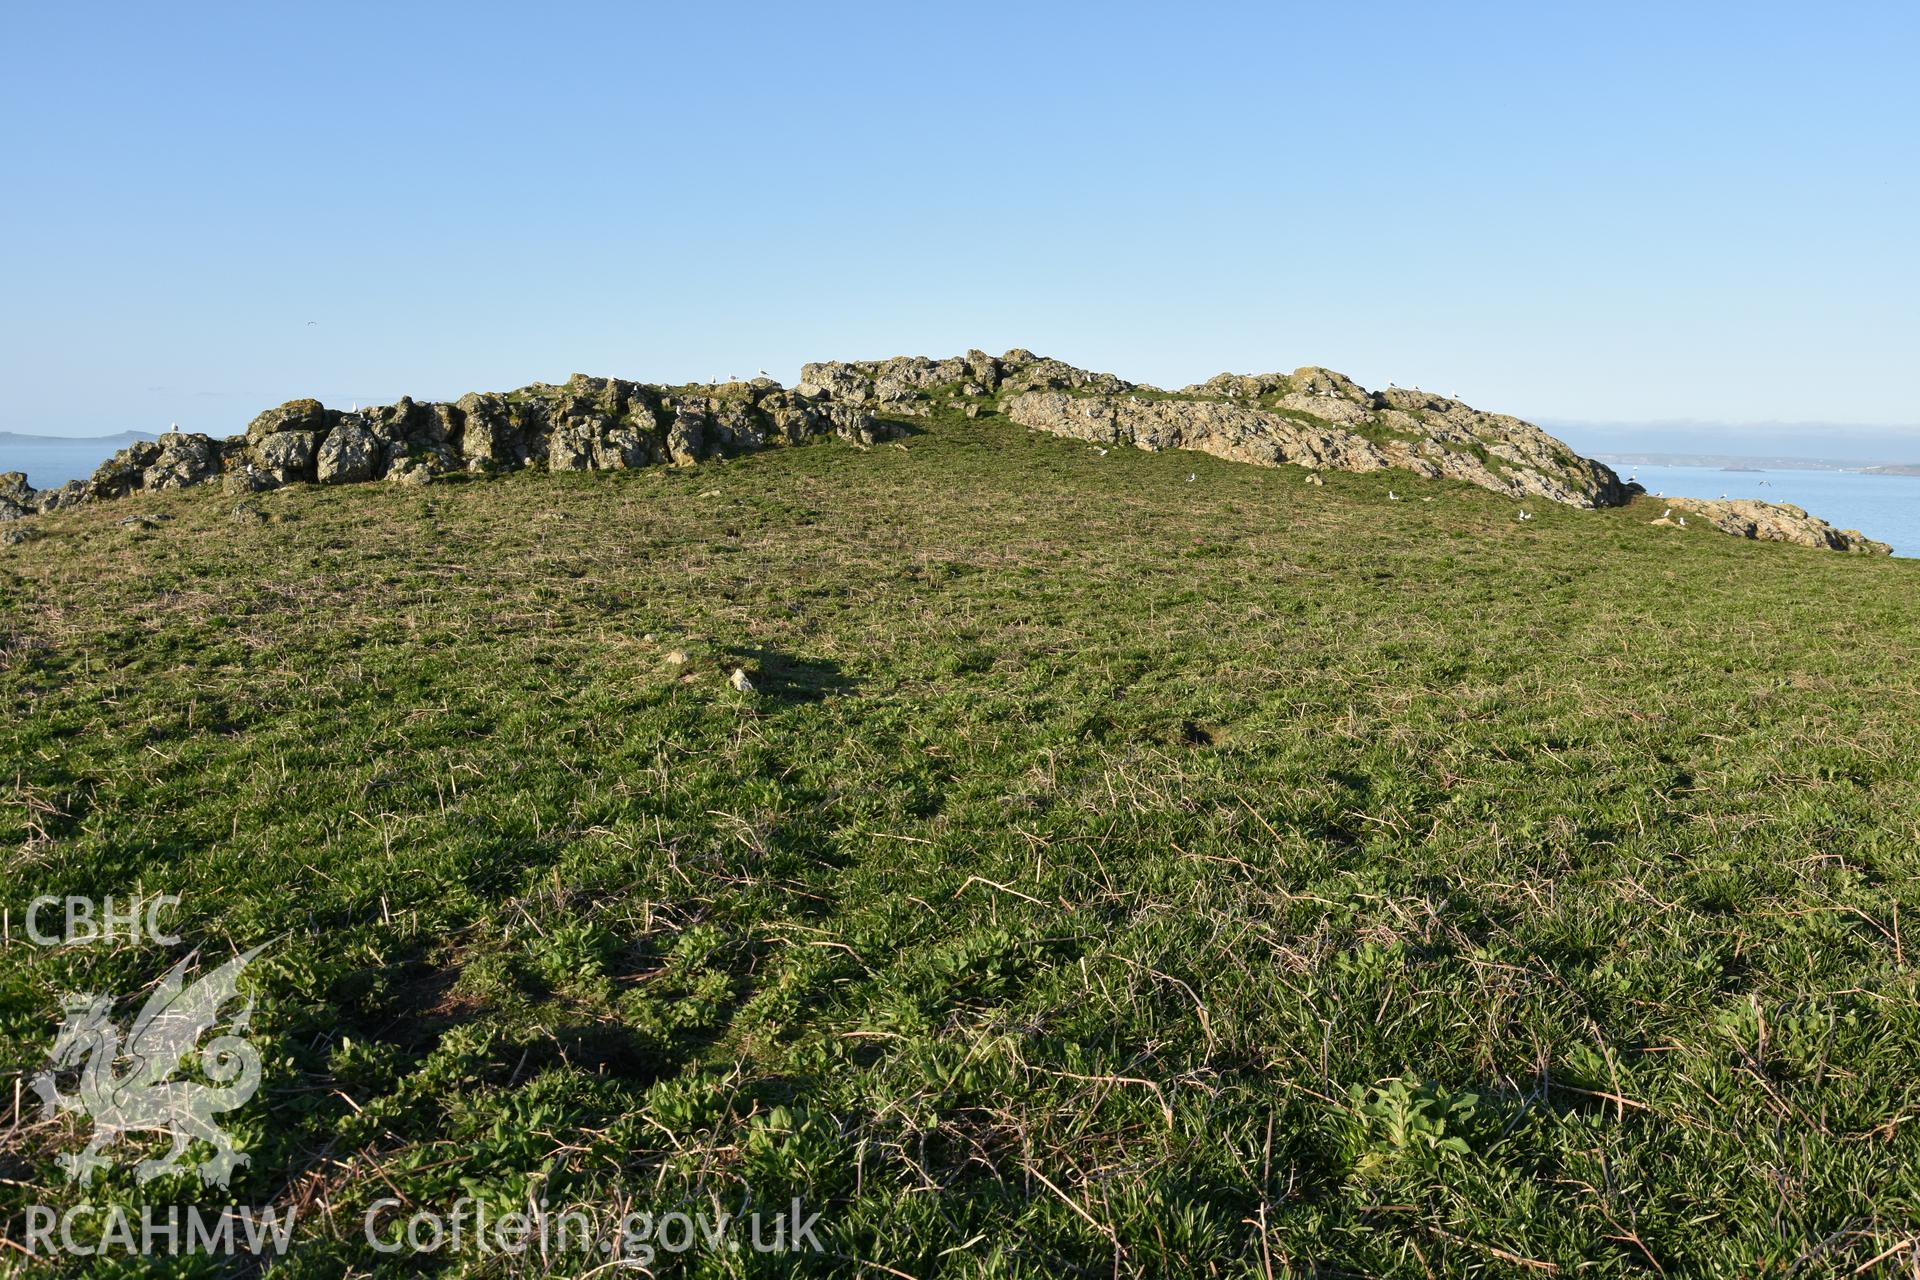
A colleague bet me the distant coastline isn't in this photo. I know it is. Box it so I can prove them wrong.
[1595,451,1920,475]
[0,429,154,445]
[0,430,160,490]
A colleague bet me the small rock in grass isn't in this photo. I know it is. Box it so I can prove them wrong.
[664,650,690,666]
[0,525,40,547]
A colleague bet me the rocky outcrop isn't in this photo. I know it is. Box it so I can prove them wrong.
[1666,497,1890,554]
[0,472,37,521]
[4,469,85,519]
[1006,388,1634,508]
[316,422,382,484]
[0,351,1888,557]
[798,349,1132,410]
[803,351,1630,509]
[0,375,892,521]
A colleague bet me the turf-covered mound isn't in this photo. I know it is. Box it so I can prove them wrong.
[2,351,1889,552]
[3,409,1917,1273]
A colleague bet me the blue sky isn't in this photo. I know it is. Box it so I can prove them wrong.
[3,1,1916,443]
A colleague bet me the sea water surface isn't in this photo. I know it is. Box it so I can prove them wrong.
[1622,464,1920,558]
[0,437,149,490]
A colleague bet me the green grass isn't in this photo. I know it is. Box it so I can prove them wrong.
[3,412,1918,1276]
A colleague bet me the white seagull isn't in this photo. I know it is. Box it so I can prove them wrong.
[1387,490,1401,501]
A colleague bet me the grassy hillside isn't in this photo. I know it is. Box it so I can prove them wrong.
[4,410,1919,1276]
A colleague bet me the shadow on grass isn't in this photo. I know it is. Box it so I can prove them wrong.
[724,647,856,704]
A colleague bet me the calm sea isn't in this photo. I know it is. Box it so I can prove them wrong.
[0,437,149,490]
[1622,464,1920,558]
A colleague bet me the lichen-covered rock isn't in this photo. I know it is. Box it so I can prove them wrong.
[142,432,224,491]
[1667,497,1891,554]
[253,430,321,485]
[803,350,1129,407]
[245,398,328,441]
[224,467,276,495]
[316,421,383,484]
[387,461,434,487]
[0,472,34,521]
[457,392,522,467]
[762,392,821,445]
[712,401,766,452]
[32,480,85,515]
[825,402,886,444]
[86,441,162,500]
[549,412,657,471]
[999,361,1631,509]
[666,403,711,465]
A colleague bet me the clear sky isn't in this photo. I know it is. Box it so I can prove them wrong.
[3,1,1916,441]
